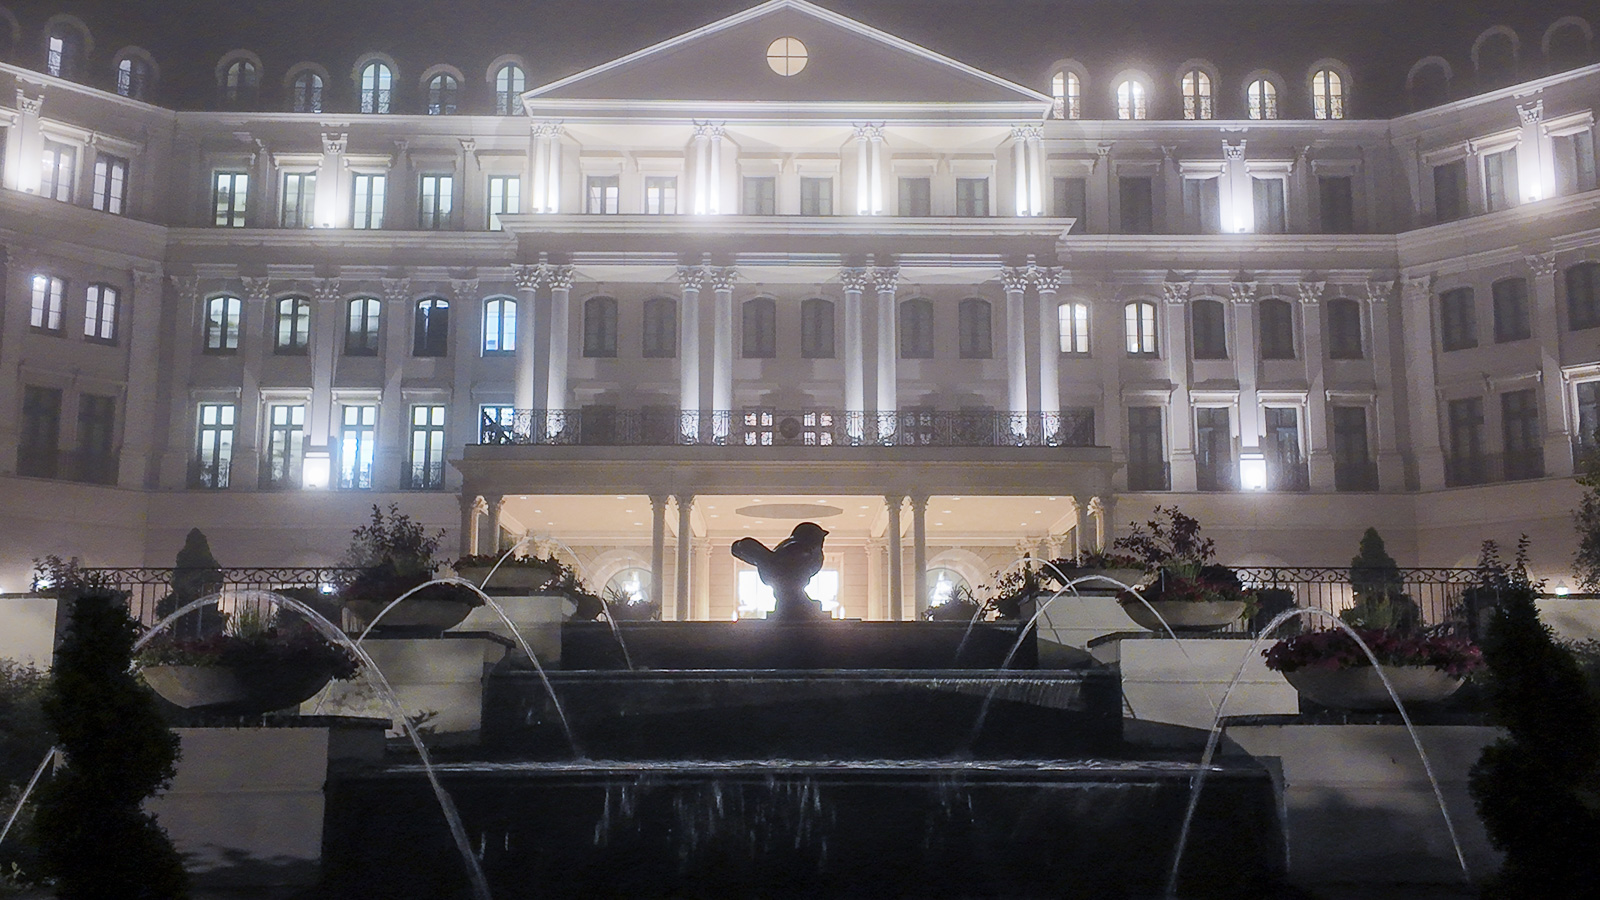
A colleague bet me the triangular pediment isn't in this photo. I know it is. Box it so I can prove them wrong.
[526,0,1049,108]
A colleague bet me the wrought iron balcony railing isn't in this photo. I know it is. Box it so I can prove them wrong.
[1444,450,1545,487]
[479,408,1099,449]
[1333,459,1380,492]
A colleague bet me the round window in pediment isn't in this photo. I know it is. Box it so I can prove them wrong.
[766,37,807,76]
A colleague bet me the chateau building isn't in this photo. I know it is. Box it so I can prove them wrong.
[1,0,1597,618]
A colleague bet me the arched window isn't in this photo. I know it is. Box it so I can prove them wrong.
[426,74,458,115]
[899,298,935,358]
[741,297,777,358]
[1475,29,1519,89]
[290,71,323,113]
[1545,19,1593,72]
[1407,58,1452,110]
[1115,80,1147,120]
[957,298,991,359]
[584,297,619,358]
[1191,299,1227,359]
[642,297,677,358]
[1124,302,1157,356]
[801,298,835,358]
[359,61,393,114]
[1568,262,1600,331]
[344,297,381,355]
[204,295,242,352]
[1058,301,1090,354]
[1051,69,1081,119]
[1311,68,1346,119]
[483,297,516,353]
[927,568,973,611]
[1327,298,1363,359]
[275,296,311,354]
[1258,298,1295,359]
[1246,79,1278,119]
[494,64,525,115]
[414,297,450,357]
[116,55,153,100]
[45,23,84,80]
[1181,68,1212,120]
[221,58,259,107]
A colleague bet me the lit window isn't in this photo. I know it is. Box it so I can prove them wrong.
[193,403,235,489]
[487,175,520,230]
[359,61,393,114]
[419,174,453,229]
[1058,302,1090,354]
[1311,68,1345,120]
[642,297,677,358]
[1051,70,1081,120]
[645,176,677,214]
[927,568,972,611]
[265,404,306,489]
[414,297,450,357]
[586,175,620,214]
[116,57,153,100]
[92,154,128,215]
[221,59,258,107]
[291,72,323,113]
[281,172,317,228]
[408,405,447,489]
[494,64,525,115]
[1116,80,1147,120]
[345,297,381,356]
[275,296,311,353]
[84,283,118,343]
[213,171,248,227]
[1124,301,1158,356]
[40,140,75,203]
[1483,147,1519,212]
[352,174,386,229]
[1247,79,1279,119]
[766,37,808,77]
[955,178,989,217]
[46,29,81,80]
[204,296,242,352]
[338,405,377,490]
[586,297,620,357]
[427,74,458,115]
[1182,69,1213,119]
[30,275,66,332]
[483,298,517,354]
[738,568,841,619]
[479,405,516,442]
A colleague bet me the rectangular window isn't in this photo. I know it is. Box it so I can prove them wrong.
[193,402,235,489]
[18,386,62,479]
[585,175,620,214]
[265,404,305,489]
[741,176,775,215]
[1484,147,1519,212]
[1264,407,1306,491]
[418,174,453,229]
[1501,389,1543,480]
[1182,178,1221,234]
[1191,302,1227,359]
[644,176,677,214]
[487,175,520,230]
[1126,406,1168,491]
[1578,381,1600,449]
[1259,300,1295,360]
[408,405,447,489]
[1434,160,1468,223]
[955,177,989,217]
[338,405,377,490]
[41,140,75,203]
[1331,406,1377,491]
[899,177,931,217]
[1058,302,1090,354]
[212,171,248,227]
[1318,175,1354,233]
[1118,176,1154,233]
[1252,177,1287,234]
[1439,287,1477,351]
[1327,300,1364,359]
[29,275,65,333]
[1492,277,1531,343]
[76,393,117,483]
[280,172,317,228]
[1194,407,1234,491]
[351,173,386,229]
[1446,397,1486,486]
[1053,176,1087,231]
[1553,130,1597,196]
[83,283,118,342]
[91,153,128,215]
[800,177,833,216]
[479,405,516,443]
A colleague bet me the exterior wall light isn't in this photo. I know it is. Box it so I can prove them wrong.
[303,449,332,489]
[1239,451,1268,491]
[1554,580,1570,597]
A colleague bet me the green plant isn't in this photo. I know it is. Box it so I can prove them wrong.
[135,611,359,681]
[32,588,189,899]
[924,583,982,622]
[1574,437,1600,590]
[1341,527,1422,633]
[341,504,445,580]
[154,528,224,638]
[28,556,111,596]
[0,662,52,888]
[1262,628,1483,675]
[1468,539,1600,899]
[1112,506,1216,574]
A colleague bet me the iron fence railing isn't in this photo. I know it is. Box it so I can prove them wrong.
[79,566,361,637]
[1444,450,1545,487]
[479,408,1100,449]
[1233,566,1486,634]
[1333,460,1380,492]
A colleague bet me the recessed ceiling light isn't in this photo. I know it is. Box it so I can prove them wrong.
[1034,510,1042,514]
[634,521,643,526]
[616,495,627,500]
[1048,497,1057,501]
[546,521,555,526]
[710,514,719,518]
[942,510,951,514]
[625,509,634,513]
[533,509,542,513]
[951,497,961,501]
[935,522,944,526]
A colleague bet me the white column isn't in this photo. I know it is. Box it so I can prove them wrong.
[1163,282,1197,491]
[708,125,724,215]
[649,493,668,610]
[1069,498,1088,559]
[866,538,886,620]
[675,494,694,621]
[1003,268,1031,425]
[232,278,272,491]
[676,266,704,439]
[1400,276,1445,489]
[307,277,342,453]
[855,127,872,214]
[513,265,542,411]
[692,126,711,215]
[118,269,166,488]
[1527,253,1572,477]
[873,266,899,421]
[485,495,505,555]
[545,265,574,414]
[693,538,713,621]
[1367,279,1403,488]
[841,268,869,428]
[317,134,346,228]
[1035,266,1062,424]
[1027,128,1045,217]
[708,267,735,421]
[1299,281,1333,490]
[5,92,43,193]
[885,494,905,620]
[532,124,562,213]
[1231,280,1260,456]
[869,129,884,215]
[1012,129,1030,215]
[910,494,929,620]
[460,495,481,557]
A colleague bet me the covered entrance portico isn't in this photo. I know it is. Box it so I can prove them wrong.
[455,444,1120,620]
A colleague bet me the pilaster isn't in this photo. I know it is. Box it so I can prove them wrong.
[1526,253,1571,477]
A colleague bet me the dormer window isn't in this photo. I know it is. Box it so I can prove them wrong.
[1181,68,1213,119]
[1051,70,1081,120]
[116,56,153,100]
[427,74,459,115]
[1247,79,1279,119]
[220,57,259,107]
[1312,68,1346,119]
[1116,80,1147,120]
[359,61,393,114]
[291,71,324,113]
[494,64,525,115]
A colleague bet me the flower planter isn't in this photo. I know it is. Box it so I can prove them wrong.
[1120,598,1246,632]
[1283,665,1465,711]
[1057,568,1149,593]
[454,565,555,593]
[142,663,337,715]
[344,595,477,632]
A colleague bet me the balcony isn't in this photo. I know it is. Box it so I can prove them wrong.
[479,409,1098,449]
[1444,450,1545,487]
[1333,459,1380,492]
[1126,461,1171,492]
[1267,460,1311,492]
[187,459,230,489]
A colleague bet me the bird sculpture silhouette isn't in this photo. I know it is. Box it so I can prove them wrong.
[730,522,829,620]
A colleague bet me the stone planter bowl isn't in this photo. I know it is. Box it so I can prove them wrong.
[454,565,555,593]
[1121,598,1246,632]
[1284,665,1465,711]
[142,663,336,715]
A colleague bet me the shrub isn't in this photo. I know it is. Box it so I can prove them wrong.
[1263,628,1483,676]
[1342,527,1421,633]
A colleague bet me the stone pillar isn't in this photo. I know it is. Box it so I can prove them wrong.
[1368,279,1403,489]
[4,92,43,194]
[118,269,166,488]
[693,538,713,621]
[156,276,202,487]
[376,277,413,490]
[231,277,273,491]
[1087,496,1111,552]
[460,495,482,557]
[1163,281,1197,491]
[513,265,542,412]
[545,265,574,415]
[532,123,562,213]
[1527,253,1573,477]
[873,266,899,423]
[675,494,694,621]
[1035,266,1063,425]
[1070,497,1088,559]
[841,267,869,432]
[484,495,505,555]
[708,267,736,421]
[0,248,39,469]
[1231,281,1260,462]
[1003,268,1031,426]
[910,494,929,619]
[885,494,905,620]
[865,538,885,620]
[676,266,704,439]
[1298,281,1334,489]
[1400,276,1445,489]
[649,494,668,612]
[307,277,342,457]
